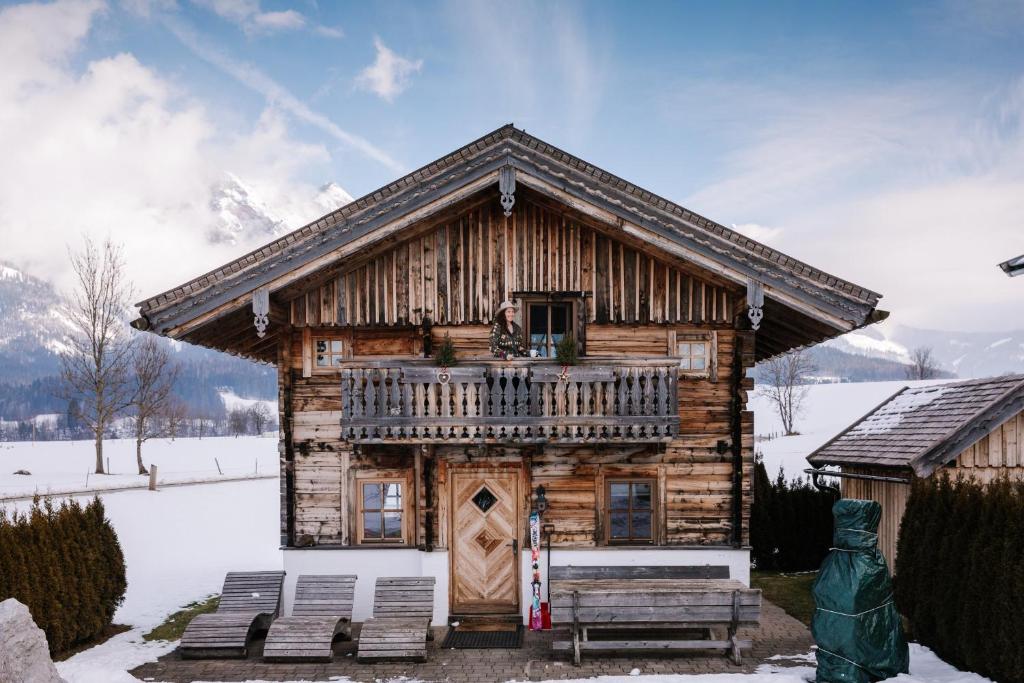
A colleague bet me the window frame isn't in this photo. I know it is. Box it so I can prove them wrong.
[604,477,657,545]
[673,332,715,378]
[356,477,409,545]
[676,340,709,373]
[312,336,347,373]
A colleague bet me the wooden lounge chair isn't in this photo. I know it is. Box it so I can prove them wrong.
[356,576,436,662]
[262,575,357,662]
[180,570,286,659]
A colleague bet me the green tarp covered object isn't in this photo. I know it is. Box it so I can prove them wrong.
[811,499,909,682]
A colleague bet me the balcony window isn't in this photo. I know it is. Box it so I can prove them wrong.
[527,302,572,358]
[606,479,655,544]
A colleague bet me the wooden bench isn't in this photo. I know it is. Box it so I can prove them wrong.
[550,565,761,665]
[180,571,286,659]
[263,574,357,662]
[356,576,436,663]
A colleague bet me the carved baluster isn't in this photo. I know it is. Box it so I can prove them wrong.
[568,379,579,439]
[515,368,528,417]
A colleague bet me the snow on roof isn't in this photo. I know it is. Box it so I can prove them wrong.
[808,374,1024,475]
[846,385,949,436]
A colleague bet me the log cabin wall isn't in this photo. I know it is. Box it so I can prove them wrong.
[283,325,755,548]
[287,194,737,329]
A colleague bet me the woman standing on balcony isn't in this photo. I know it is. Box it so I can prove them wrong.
[490,300,527,360]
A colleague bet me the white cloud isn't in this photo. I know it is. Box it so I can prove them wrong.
[250,8,304,31]
[164,18,404,172]
[190,0,341,38]
[313,24,343,39]
[731,223,783,244]
[0,0,346,302]
[355,36,423,102]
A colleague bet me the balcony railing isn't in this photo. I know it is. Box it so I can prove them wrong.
[339,358,679,443]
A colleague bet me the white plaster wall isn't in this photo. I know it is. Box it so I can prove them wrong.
[518,547,751,622]
[282,549,450,625]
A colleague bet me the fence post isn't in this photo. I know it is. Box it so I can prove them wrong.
[148,465,158,491]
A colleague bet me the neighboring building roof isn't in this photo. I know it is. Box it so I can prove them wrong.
[999,254,1024,277]
[808,374,1024,477]
[132,124,886,361]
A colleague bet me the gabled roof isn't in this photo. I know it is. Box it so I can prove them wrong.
[133,124,886,361]
[807,375,1024,477]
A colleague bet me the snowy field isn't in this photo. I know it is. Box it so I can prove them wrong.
[0,435,278,498]
[750,380,950,479]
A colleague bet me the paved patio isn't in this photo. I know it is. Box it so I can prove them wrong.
[131,600,813,682]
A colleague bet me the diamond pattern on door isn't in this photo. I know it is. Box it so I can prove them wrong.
[472,486,497,512]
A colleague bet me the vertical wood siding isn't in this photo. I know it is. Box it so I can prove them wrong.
[289,198,736,328]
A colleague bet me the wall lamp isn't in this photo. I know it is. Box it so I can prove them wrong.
[535,485,548,514]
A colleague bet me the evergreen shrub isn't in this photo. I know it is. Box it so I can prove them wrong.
[895,476,1024,683]
[750,456,835,571]
[0,497,126,655]
[434,333,457,367]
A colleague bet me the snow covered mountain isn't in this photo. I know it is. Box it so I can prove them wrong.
[208,174,354,245]
[826,323,1024,379]
[0,264,72,383]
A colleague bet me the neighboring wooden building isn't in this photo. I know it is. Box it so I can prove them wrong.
[807,375,1024,570]
[133,125,885,623]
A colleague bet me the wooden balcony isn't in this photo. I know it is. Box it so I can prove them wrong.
[338,358,680,444]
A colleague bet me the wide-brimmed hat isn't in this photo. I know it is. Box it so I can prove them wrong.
[495,300,518,318]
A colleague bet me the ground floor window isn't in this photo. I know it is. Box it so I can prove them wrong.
[359,479,405,543]
[606,479,655,544]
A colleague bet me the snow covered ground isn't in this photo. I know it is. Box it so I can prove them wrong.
[0,435,278,498]
[5,477,283,682]
[750,380,950,479]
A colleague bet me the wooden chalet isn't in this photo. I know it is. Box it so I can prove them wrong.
[133,124,885,624]
[807,375,1024,569]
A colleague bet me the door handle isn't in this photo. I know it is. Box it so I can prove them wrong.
[510,538,518,555]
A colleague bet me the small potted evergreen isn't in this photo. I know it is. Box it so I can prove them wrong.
[555,334,577,381]
[435,333,457,383]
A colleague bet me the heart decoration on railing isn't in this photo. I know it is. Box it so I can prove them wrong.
[436,368,451,385]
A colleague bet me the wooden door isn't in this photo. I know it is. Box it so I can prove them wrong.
[450,468,520,614]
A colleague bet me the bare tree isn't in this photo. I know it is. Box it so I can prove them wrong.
[128,336,180,474]
[228,408,249,437]
[195,413,213,439]
[760,349,815,436]
[163,398,189,440]
[905,346,940,380]
[247,403,270,436]
[60,238,135,474]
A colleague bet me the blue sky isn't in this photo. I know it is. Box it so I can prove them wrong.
[2,0,1023,330]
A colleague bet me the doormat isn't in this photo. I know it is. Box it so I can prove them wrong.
[441,624,524,649]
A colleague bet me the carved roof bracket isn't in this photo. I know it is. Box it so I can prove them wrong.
[252,287,270,338]
[746,279,764,331]
[499,163,516,217]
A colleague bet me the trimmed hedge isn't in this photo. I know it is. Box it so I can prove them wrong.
[750,457,835,571]
[0,497,126,655]
[895,475,1024,683]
